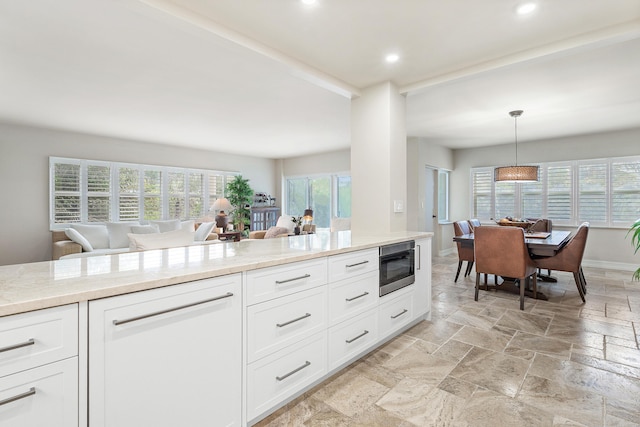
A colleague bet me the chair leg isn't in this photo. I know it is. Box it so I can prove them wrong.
[465,261,474,277]
[579,267,587,294]
[572,271,586,303]
[475,273,480,301]
[532,272,537,299]
[454,261,463,282]
[518,278,525,310]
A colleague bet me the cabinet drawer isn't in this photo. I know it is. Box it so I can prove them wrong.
[0,357,78,427]
[328,249,378,283]
[245,258,327,305]
[247,287,326,363]
[247,332,326,421]
[378,287,414,338]
[0,304,77,378]
[328,271,379,326]
[328,309,378,371]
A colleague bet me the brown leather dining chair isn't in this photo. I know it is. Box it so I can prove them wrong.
[474,226,537,310]
[453,220,474,282]
[468,218,481,231]
[533,222,590,302]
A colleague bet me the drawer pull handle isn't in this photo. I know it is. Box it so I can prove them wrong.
[391,308,408,319]
[345,330,369,344]
[346,260,369,268]
[0,387,36,407]
[345,292,369,302]
[113,292,234,326]
[276,361,311,381]
[276,313,311,328]
[275,274,311,285]
[0,338,35,354]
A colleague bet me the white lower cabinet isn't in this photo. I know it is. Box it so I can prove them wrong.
[0,357,78,427]
[328,308,378,370]
[88,275,242,427]
[413,237,432,320]
[246,332,326,421]
[378,287,414,339]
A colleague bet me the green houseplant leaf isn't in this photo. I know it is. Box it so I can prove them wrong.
[225,175,254,237]
[627,218,640,281]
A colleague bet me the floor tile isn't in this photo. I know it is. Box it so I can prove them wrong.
[507,330,572,359]
[450,324,511,352]
[495,309,552,335]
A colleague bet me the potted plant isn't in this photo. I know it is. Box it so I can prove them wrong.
[291,216,302,235]
[628,218,640,281]
[225,175,254,236]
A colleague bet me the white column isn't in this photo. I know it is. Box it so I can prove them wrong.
[350,81,407,233]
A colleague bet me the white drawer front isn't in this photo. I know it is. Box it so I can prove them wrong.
[378,287,414,338]
[328,309,378,371]
[245,258,328,305]
[247,287,326,363]
[328,271,379,326]
[328,248,378,283]
[0,304,78,378]
[247,332,326,421]
[0,357,78,427]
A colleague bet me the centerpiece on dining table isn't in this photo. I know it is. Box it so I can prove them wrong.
[495,216,534,229]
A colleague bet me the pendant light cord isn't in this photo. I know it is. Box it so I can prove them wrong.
[514,114,518,167]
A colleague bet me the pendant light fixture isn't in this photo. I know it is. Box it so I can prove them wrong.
[494,110,539,182]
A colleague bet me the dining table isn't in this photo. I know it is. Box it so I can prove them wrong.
[452,229,572,300]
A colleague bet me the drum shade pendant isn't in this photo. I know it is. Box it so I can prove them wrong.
[494,110,539,182]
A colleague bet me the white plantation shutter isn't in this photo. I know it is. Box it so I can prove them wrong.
[86,164,111,222]
[208,174,224,211]
[53,162,81,223]
[143,170,162,220]
[578,162,607,224]
[495,181,515,219]
[521,169,544,219]
[118,167,140,221]
[546,165,572,224]
[611,159,640,225]
[188,172,204,218]
[168,171,186,219]
[471,169,493,220]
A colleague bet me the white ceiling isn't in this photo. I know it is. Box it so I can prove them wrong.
[1,0,639,158]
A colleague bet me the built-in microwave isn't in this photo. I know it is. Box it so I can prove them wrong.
[379,241,415,297]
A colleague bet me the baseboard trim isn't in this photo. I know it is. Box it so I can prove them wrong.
[582,259,637,272]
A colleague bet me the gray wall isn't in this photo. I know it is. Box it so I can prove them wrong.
[450,127,640,271]
[0,123,277,265]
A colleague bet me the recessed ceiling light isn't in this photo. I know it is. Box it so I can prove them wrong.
[516,3,537,15]
[301,0,317,5]
[385,54,400,63]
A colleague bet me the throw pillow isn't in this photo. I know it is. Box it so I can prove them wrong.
[194,222,215,241]
[107,222,139,249]
[130,224,160,234]
[275,214,295,233]
[264,226,289,239]
[65,228,94,252]
[181,220,196,232]
[127,228,195,251]
[70,224,109,249]
[150,219,181,233]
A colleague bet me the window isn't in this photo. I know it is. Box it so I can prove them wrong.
[285,174,351,229]
[50,157,237,229]
[470,155,640,228]
[437,170,449,222]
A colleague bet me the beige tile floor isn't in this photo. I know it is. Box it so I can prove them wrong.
[254,254,640,427]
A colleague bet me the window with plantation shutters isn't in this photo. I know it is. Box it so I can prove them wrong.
[546,164,572,224]
[470,156,640,228]
[50,157,238,229]
[578,162,607,224]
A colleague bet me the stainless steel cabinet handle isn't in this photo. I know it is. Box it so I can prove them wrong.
[391,308,408,319]
[417,244,422,270]
[276,361,311,381]
[345,292,369,302]
[275,274,311,284]
[0,387,36,407]
[0,338,35,354]
[276,313,311,328]
[113,292,234,326]
[346,260,369,268]
[345,330,369,344]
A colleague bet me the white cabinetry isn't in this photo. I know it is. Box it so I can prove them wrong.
[0,304,78,427]
[89,275,241,427]
[413,237,432,320]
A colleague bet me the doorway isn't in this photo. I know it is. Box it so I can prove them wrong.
[424,166,438,257]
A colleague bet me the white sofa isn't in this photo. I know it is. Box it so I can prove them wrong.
[52,220,220,260]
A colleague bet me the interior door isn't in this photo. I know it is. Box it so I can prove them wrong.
[424,167,437,256]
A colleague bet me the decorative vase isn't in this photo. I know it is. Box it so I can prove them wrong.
[294,226,300,235]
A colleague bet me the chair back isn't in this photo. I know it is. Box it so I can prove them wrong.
[454,220,472,236]
[528,218,552,232]
[468,219,481,230]
[474,226,535,278]
[453,220,474,262]
[537,222,589,272]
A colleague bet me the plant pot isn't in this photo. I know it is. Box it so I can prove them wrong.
[294,226,300,235]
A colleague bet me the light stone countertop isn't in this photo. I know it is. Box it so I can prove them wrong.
[0,230,432,317]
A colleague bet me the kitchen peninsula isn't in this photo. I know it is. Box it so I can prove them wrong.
[0,230,432,427]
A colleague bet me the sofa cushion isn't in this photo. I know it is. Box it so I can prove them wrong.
[150,219,180,232]
[128,228,195,251]
[275,215,295,233]
[194,222,215,241]
[107,222,140,249]
[264,226,289,239]
[130,224,160,234]
[65,228,94,252]
[70,224,109,249]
